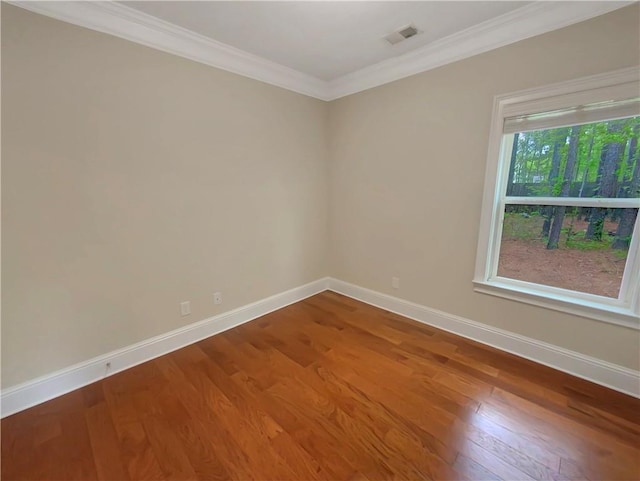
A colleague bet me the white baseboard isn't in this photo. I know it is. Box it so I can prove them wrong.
[1,278,331,418]
[4,276,637,417]
[328,278,640,398]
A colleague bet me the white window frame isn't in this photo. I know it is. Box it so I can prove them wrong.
[474,67,640,329]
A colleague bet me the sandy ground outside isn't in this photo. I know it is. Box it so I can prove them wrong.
[498,237,626,298]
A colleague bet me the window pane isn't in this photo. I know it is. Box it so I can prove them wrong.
[497,205,637,298]
[505,117,640,198]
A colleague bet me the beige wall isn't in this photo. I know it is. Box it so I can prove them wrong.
[328,5,640,370]
[3,4,640,390]
[1,4,329,388]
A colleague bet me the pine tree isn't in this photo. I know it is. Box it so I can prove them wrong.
[613,125,639,249]
[547,126,580,249]
[586,121,626,240]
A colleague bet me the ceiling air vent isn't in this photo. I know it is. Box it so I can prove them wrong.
[384,24,420,45]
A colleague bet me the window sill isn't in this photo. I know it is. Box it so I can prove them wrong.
[473,279,639,330]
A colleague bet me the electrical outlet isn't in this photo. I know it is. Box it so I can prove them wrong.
[180,301,191,316]
[392,277,400,289]
[213,292,222,305]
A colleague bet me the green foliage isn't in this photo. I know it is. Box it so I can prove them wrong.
[613,249,630,260]
[502,213,544,241]
[588,218,604,241]
[502,212,629,254]
[508,116,640,196]
[565,229,612,251]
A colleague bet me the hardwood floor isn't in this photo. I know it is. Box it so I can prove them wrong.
[2,291,639,480]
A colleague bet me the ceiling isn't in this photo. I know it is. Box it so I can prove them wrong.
[122,1,527,81]
[10,1,632,100]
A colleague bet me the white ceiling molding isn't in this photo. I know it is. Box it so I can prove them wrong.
[327,1,632,99]
[8,1,632,102]
[8,0,330,100]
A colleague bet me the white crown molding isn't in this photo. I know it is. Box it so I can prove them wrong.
[1,278,330,418]
[7,1,632,101]
[327,1,634,99]
[6,0,331,100]
[328,279,640,399]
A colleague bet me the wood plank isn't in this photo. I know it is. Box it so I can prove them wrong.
[85,401,130,481]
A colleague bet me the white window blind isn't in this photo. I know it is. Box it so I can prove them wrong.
[503,97,640,134]
[502,80,640,134]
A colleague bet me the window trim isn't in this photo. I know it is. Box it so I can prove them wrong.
[474,67,640,329]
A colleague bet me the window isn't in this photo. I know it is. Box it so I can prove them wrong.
[474,68,640,328]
